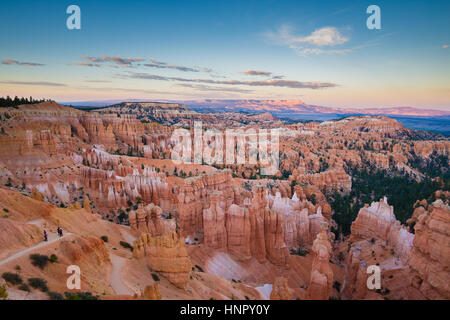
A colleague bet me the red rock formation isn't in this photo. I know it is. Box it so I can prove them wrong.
[174,170,234,237]
[244,188,267,263]
[263,209,291,267]
[133,232,192,289]
[83,196,92,214]
[81,165,170,213]
[350,197,413,263]
[270,277,292,300]
[267,191,328,248]
[129,203,175,236]
[226,204,252,260]
[31,187,45,201]
[291,166,351,194]
[60,236,110,266]
[342,246,370,299]
[203,192,227,249]
[408,199,450,299]
[79,115,117,150]
[306,223,333,300]
[140,284,162,300]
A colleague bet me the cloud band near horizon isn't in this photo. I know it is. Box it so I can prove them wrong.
[128,72,337,89]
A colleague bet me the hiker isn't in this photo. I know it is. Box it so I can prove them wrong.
[43,230,48,242]
[57,227,63,237]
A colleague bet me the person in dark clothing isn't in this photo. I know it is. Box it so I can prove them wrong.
[43,230,48,241]
[57,227,63,237]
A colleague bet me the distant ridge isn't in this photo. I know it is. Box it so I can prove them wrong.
[178,99,450,118]
[62,99,449,117]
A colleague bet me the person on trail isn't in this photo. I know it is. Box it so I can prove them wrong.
[57,227,63,237]
[43,230,48,242]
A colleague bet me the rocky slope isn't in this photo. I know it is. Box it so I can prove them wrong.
[0,101,448,300]
[408,197,450,299]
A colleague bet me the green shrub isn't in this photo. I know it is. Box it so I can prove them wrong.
[290,248,309,256]
[195,265,204,272]
[47,291,64,300]
[2,272,23,285]
[119,241,133,251]
[29,254,49,270]
[28,278,48,292]
[64,292,98,300]
[0,284,7,300]
[49,254,58,263]
[18,283,30,292]
[100,236,108,242]
[333,280,341,292]
[151,273,160,282]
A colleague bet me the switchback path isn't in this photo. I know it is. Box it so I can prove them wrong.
[0,219,72,268]
[109,253,134,295]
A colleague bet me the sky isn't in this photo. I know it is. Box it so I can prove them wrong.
[0,0,449,110]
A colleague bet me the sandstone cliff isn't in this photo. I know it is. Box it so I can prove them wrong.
[306,223,333,300]
[133,232,192,289]
[408,199,450,299]
[350,197,414,263]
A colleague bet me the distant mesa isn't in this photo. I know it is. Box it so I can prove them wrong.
[179,99,450,118]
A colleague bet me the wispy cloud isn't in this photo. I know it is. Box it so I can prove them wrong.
[292,47,352,56]
[242,69,285,80]
[77,55,143,67]
[264,24,351,56]
[127,72,337,89]
[177,83,252,93]
[82,56,105,63]
[102,55,144,67]
[76,62,102,67]
[144,58,212,73]
[2,58,45,66]
[83,79,112,83]
[75,56,212,73]
[0,80,66,87]
[76,85,187,96]
[242,70,273,76]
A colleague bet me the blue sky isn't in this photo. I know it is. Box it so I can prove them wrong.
[0,0,449,109]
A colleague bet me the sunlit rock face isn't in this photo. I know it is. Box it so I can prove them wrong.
[270,277,292,300]
[267,191,328,249]
[341,246,371,300]
[129,203,175,236]
[174,170,234,237]
[291,166,352,194]
[200,187,290,266]
[198,184,331,267]
[306,223,333,300]
[408,199,450,299]
[350,197,414,263]
[81,164,170,212]
[133,232,192,289]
